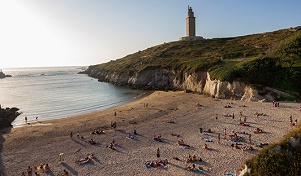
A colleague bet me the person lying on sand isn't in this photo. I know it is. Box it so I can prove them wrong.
[171,133,180,137]
[229,132,238,140]
[237,131,248,135]
[239,122,250,126]
[127,133,134,139]
[34,163,50,173]
[254,112,266,116]
[231,143,240,149]
[186,154,202,163]
[61,169,70,176]
[173,156,180,160]
[166,120,175,123]
[203,129,212,133]
[186,164,196,171]
[43,163,50,172]
[90,129,105,134]
[195,103,203,108]
[204,144,210,150]
[146,159,168,167]
[106,140,118,150]
[242,145,254,151]
[154,134,162,142]
[257,143,269,148]
[88,138,97,145]
[75,154,94,164]
[108,143,116,150]
[224,105,232,108]
[178,139,190,148]
[223,113,232,117]
[253,128,263,134]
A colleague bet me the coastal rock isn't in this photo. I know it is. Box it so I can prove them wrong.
[0,107,20,129]
[84,66,291,101]
[0,70,12,78]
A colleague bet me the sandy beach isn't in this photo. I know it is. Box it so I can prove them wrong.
[1,91,300,176]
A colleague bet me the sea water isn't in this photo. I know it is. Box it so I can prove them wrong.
[0,66,148,127]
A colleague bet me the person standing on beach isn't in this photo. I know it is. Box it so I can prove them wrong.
[25,116,27,123]
[114,111,116,117]
[224,128,227,139]
[218,133,221,144]
[70,131,73,140]
[249,134,252,144]
[111,122,117,130]
[27,166,32,176]
[156,148,160,158]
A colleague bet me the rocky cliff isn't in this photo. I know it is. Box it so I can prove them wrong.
[83,66,287,102]
[0,70,11,79]
[0,107,20,129]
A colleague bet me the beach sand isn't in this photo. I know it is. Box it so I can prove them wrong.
[1,91,300,176]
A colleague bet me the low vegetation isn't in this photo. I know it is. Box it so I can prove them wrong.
[243,124,301,176]
[89,26,301,97]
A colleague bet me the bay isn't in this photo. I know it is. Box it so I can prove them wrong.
[0,66,148,127]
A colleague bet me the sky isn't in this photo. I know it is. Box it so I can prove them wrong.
[0,0,300,68]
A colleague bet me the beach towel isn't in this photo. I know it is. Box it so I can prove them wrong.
[188,168,203,174]
[78,160,91,165]
[145,162,154,168]
[107,146,116,150]
[204,136,213,142]
[226,171,235,176]
[231,136,242,142]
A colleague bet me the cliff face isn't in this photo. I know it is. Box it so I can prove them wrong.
[0,107,20,129]
[0,71,12,79]
[84,66,283,101]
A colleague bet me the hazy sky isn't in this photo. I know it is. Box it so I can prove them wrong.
[0,0,300,68]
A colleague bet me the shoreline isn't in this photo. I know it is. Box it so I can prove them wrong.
[1,91,300,175]
[11,90,152,128]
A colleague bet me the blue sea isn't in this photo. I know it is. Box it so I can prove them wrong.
[0,66,148,127]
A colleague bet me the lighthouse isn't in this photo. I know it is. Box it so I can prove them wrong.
[186,6,195,36]
[179,6,203,40]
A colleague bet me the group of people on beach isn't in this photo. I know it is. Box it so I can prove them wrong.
[289,115,298,126]
[17,98,300,176]
[186,154,202,163]
[21,163,50,176]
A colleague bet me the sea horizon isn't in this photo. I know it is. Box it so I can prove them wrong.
[0,66,149,127]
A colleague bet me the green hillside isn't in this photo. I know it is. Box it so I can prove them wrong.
[89,26,301,97]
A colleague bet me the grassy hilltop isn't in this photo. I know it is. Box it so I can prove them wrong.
[89,26,301,98]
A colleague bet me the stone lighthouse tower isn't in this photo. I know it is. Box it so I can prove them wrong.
[186,6,196,36]
[179,6,203,40]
